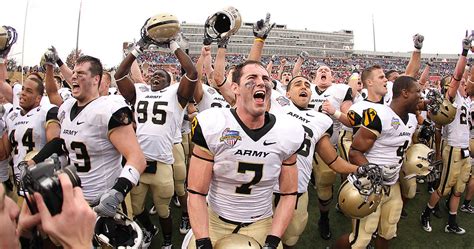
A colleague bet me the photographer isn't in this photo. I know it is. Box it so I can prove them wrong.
[0,173,96,249]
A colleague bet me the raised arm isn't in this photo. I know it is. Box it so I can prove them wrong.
[292,51,308,77]
[446,32,472,100]
[419,58,432,86]
[175,37,198,108]
[405,34,423,77]
[248,13,275,62]
[44,63,63,106]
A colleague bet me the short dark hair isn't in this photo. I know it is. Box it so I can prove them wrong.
[385,69,399,80]
[76,55,103,84]
[53,76,62,85]
[28,77,45,96]
[286,76,309,92]
[27,72,44,82]
[392,75,417,99]
[361,65,382,85]
[232,60,265,85]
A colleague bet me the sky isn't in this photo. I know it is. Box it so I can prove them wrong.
[2,0,473,68]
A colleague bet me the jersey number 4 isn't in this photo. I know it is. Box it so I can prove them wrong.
[136,101,168,125]
[235,162,263,195]
[9,128,35,155]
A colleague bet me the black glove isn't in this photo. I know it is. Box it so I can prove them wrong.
[253,13,276,40]
[262,235,280,249]
[196,237,212,249]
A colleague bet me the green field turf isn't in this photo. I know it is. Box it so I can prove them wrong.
[147,178,474,248]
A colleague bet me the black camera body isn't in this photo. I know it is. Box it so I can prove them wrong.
[21,154,81,215]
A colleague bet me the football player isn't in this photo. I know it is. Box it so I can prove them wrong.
[0,76,60,195]
[0,96,14,200]
[309,63,353,240]
[187,60,304,249]
[270,76,369,249]
[114,32,197,248]
[28,55,146,220]
[421,34,472,234]
[335,75,421,248]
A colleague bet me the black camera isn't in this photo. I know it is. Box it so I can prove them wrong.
[21,154,81,215]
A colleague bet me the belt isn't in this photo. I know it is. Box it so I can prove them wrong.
[144,161,157,174]
[218,216,254,233]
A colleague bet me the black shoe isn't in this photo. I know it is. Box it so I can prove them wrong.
[445,223,466,235]
[400,208,408,219]
[318,218,332,240]
[420,214,432,232]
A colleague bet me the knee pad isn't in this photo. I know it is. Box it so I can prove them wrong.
[157,181,174,199]
[175,182,186,197]
[156,203,170,219]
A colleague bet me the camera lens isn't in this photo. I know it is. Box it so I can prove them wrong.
[62,165,81,188]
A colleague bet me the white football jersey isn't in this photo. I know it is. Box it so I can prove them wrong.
[5,104,59,181]
[270,98,333,193]
[192,108,304,223]
[361,104,417,185]
[444,90,471,148]
[470,99,474,139]
[58,97,131,202]
[309,84,352,144]
[58,87,73,101]
[0,103,13,182]
[383,81,394,106]
[196,84,231,111]
[134,83,185,164]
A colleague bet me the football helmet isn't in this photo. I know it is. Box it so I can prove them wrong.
[426,88,456,126]
[214,234,262,249]
[402,143,435,180]
[337,172,383,219]
[203,6,242,45]
[94,211,143,249]
[0,25,17,53]
[141,13,180,44]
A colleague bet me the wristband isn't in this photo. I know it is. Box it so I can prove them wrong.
[195,237,212,249]
[170,41,180,53]
[56,58,64,67]
[131,48,141,58]
[119,165,140,186]
[0,58,5,64]
[255,38,265,43]
[462,49,468,57]
[414,48,421,52]
[264,235,281,248]
[184,73,198,82]
[333,110,342,119]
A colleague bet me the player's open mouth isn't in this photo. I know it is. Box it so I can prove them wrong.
[299,91,308,97]
[321,75,327,80]
[72,83,80,92]
[253,90,265,104]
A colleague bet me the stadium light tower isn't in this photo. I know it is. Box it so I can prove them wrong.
[372,14,376,52]
[21,0,30,83]
[75,0,83,58]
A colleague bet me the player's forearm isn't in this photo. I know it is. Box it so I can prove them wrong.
[0,63,12,103]
[45,65,63,106]
[175,49,197,81]
[188,194,210,239]
[269,195,296,237]
[115,53,136,80]
[348,149,369,166]
[59,64,73,87]
[405,51,421,78]
[447,55,467,99]
[248,39,264,62]
[329,157,358,174]
[213,47,226,86]
[130,60,145,83]
[419,65,430,85]
[292,58,303,76]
